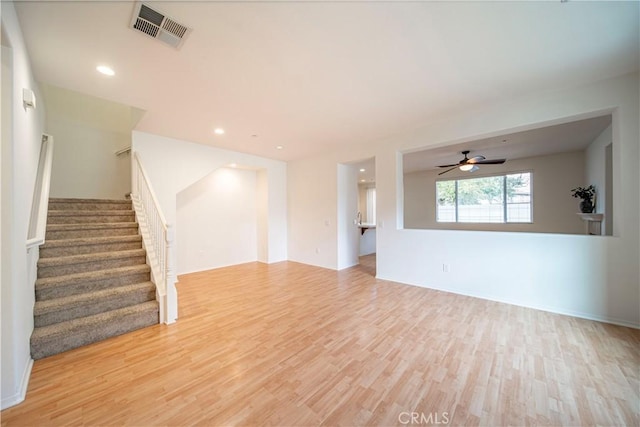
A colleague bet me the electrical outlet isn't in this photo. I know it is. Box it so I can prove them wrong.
[442,264,450,273]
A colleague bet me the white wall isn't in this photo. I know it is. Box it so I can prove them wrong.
[337,163,359,270]
[288,157,338,268]
[132,131,287,274]
[1,1,46,409]
[404,150,586,234]
[256,169,269,262]
[287,72,639,328]
[43,84,141,200]
[585,124,612,234]
[177,168,258,275]
[1,40,16,413]
[359,229,376,256]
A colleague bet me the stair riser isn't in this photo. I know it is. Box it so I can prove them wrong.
[40,241,142,258]
[38,255,147,278]
[31,308,159,360]
[32,198,158,360]
[48,202,132,211]
[46,227,138,239]
[37,271,151,300]
[48,214,135,224]
[35,288,156,327]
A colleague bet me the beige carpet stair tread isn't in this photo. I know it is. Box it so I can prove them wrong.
[48,199,133,211]
[46,222,138,231]
[48,209,134,216]
[45,223,139,239]
[49,198,131,204]
[41,235,142,249]
[34,282,156,316]
[35,265,151,301]
[32,301,158,340]
[31,301,159,359]
[38,248,146,268]
[36,264,151,288]
[47,212,136,225]
[39,235,144,257]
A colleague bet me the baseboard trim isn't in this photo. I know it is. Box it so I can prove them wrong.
[377,275,640,330]
[0,357,33,410]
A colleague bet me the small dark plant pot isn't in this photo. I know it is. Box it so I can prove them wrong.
[580,199,594,213]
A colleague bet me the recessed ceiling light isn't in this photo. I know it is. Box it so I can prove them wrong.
[359,168,366,172]
[360,179,366,183]
[214,128,225,135]
[276,145,284,150]
[229,163,237,168]
[96,65,115,76]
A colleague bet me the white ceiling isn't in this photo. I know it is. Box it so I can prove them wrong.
[351,157,376,184]
[14,1,639,161]
[403,114,612,173]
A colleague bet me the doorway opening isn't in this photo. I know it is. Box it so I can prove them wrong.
[338,157,376,276]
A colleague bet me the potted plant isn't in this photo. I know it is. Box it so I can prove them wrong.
[571,185,596,213]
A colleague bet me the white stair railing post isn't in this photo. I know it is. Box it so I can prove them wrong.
[165,223,178,323]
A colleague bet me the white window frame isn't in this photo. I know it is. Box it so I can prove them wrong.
[436,170,533,224]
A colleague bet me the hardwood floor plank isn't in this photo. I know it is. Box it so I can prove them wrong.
[2,255,639,426]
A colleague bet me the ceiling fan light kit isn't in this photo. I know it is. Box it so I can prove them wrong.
[459,164,479,172]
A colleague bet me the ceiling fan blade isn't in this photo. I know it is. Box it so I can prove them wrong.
[474,159,506,165]
[438,164,459,168]
[467,156,485,164]
[438,166,458,176]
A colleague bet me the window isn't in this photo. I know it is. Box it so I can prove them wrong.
[436,172,531,223]
[366,187,376,224]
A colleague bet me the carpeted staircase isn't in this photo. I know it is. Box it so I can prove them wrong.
[30,198,159,360]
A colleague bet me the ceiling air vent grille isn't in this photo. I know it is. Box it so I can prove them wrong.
[131,3,191,49]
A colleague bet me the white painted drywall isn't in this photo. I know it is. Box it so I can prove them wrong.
[132,131,287,275]
[359,229,376,256]
[1,2,46,409]
[288,157,338,268]
[585,124,612,234]
[177,168,258,274]
[1,42,16,412]
[287,72,639,328]
[404,150,586,234]
[43,84,140,200]
[256,169,269,263]
[337,163,359,270]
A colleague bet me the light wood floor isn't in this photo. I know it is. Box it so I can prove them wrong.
[2,255,639,426]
